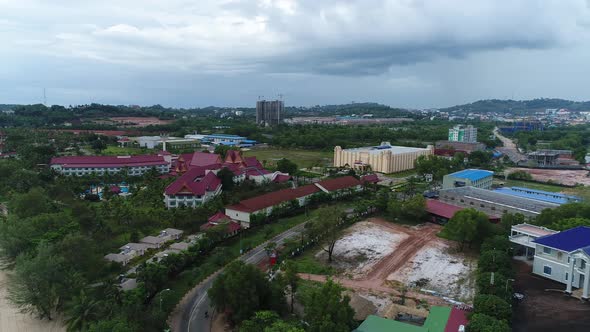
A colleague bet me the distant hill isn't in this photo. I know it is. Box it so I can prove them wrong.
[0,104,19,111]
[441,98,590,114]
[287,102,413,118]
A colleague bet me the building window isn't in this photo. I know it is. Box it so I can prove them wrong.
[480,204,485,208]
[565,272,568,281]
[491,207,496,211]
[543,266,552,275]
[460,199,464,203]
[470,202,474,205]
[581,260,587,270]
[557,252,563,260]
[543,247,552,255]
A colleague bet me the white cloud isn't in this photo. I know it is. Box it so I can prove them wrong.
[1,0,589,75]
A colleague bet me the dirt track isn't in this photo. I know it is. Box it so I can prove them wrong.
[364,220,441,282]
[300,218,452,305]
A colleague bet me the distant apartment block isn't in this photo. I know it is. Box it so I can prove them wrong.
[334,142,433,174]
[448,125,477,143]
[256,100,284,126]
[50,154,171,176]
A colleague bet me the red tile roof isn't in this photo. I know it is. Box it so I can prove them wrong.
[243,156,263,168]
[50,155,168,168]
[188,152,222,168]
[225,176,360,213]
[426,199,463,219]
[316,176,362,191]
[273,174,292,183]
[164,169,221,196]
[361,174,380,184]
[224,150,244,164]
[208,211,229,223]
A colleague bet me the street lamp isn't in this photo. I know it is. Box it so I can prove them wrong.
[160,288,171,311]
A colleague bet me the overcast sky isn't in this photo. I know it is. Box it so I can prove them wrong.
[1,0,590,109]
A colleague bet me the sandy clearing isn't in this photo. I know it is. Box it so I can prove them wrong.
[0,271,65,332]
[315,221,409,278]
[507,167,590,186]
[388,242,477,302]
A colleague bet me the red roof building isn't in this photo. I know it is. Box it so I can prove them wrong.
[426,199,500,224]
[164,169,222,208]
[360,174,380,184]
[225,176,362,227]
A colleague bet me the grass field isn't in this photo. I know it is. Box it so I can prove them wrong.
[494,179,567,193]
[101,146,146,156]
[243,148,333,169]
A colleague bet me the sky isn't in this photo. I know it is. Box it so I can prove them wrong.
[1,0,590,109]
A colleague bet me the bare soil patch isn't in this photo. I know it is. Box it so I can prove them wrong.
[507,167,590,186]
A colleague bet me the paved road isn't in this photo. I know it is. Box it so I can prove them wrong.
[493,127,527,163]
[177,222,308,332]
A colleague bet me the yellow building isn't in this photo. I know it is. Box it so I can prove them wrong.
[334,142,433,173]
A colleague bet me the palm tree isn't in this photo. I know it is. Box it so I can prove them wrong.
[64,289,101,332]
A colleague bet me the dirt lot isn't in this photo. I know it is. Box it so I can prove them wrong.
[94,117,174,127]
[513,260,590,332]
[507,167,590,186]
[312,218,477,303]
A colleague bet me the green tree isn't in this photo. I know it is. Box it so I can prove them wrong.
[87,316,137,332]
[7,244,68,320]
[549,217,590,231]
[473,294,512,322]
[402,195,427,220]
[468,313,510,332]
[476,272,510,299]
[478,250,513,276]
[218,167,236,191]
[443,209,478,251]
[208,261,284,324]
[303,279,355,332]
[444,208,495,250]
[240,311,304,332]
[64,289,101,331]
[8,187,53,218]
[309,206,343,262]
[277,158,298,175]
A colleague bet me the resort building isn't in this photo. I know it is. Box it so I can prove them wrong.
[163,169,222,208]
[442,169,494,190]
[334,142,433,174]
[50,153,171,176]
[510,224,590,299]
[439,186,559,218]
[225,176,362,228]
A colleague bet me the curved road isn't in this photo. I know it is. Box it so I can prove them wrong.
[176,222,309,332]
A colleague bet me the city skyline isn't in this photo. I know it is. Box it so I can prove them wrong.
[2,1,590,108]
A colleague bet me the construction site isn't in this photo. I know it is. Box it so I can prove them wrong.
[298,218,477,321]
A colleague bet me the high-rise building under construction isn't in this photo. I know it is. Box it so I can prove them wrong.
[256,100,283,126]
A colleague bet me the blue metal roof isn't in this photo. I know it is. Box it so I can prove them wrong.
[448,169,493,181]
[495,187,581,205]
[534,226,590,252]
[205,134,246,139]
[583,246,590,256]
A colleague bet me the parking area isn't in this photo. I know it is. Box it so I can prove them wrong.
[513,260,590,332]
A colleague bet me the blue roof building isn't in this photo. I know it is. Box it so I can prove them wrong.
[495,187,581,205]
[442,169,494,190]
[531,226,590,298]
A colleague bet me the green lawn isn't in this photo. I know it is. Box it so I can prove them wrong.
[101,145,146,156]
[243,148,333,169]
[494,179,567,193]
[383,169,417,178]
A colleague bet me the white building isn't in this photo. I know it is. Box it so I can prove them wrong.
[511,224,590,299]
[50,154,171,176]
[334,142,433,174]
[448,125,478,143]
